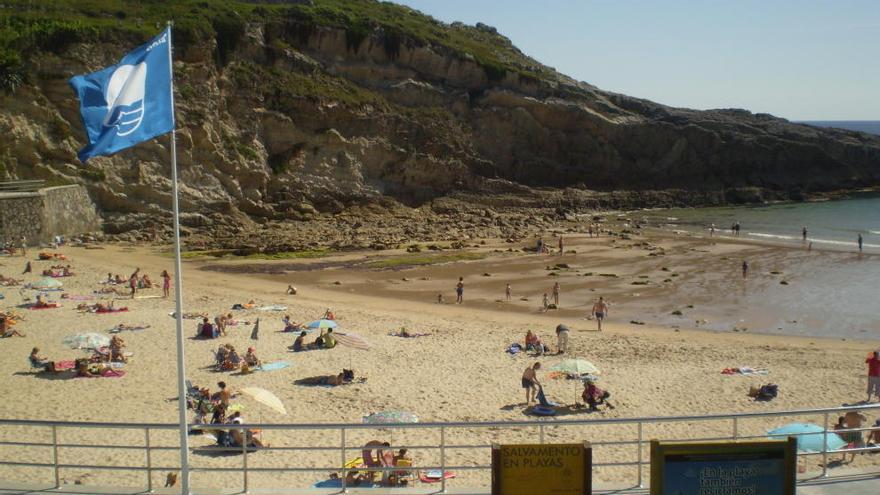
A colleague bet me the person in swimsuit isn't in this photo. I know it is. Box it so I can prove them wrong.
[455,277,464,304]
[522,362,541,404]
[552,282,560,306]
[742,260,749,279]
[592,297,608,331]
[858,233,863,252]
[505,283,511,301]
[161,270,171,298]
[558,235,564,255]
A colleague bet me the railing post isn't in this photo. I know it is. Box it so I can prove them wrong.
[51,425,59,489]
[440,426,447,494]
[539,424,545,444]
[242,427,249,493]
[732,417,738,440]
[637,421,643,488]
[822,412,829,478]
[145,427,153,492]
[341,428,347,494]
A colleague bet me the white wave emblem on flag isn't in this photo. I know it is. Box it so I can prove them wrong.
[103,62,147,136]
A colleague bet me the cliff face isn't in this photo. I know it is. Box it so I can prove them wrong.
[1,0,879,245]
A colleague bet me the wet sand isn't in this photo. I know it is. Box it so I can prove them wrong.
[1,229,879,490]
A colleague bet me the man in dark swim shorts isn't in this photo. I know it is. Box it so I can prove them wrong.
[522,362,541,404]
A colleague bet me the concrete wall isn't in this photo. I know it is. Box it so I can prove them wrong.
[0,185,101,245]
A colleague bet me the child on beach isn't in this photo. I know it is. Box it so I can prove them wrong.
[455,277,464,304]
[542,293,550,312]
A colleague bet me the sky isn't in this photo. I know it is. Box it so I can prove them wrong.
[396,0,880,120]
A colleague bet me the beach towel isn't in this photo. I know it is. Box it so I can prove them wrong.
[257,361,289,372]
[258,305,287,312]
[76,369,125,379]
[28,303,61,310]
[536,386,559,407]
[313,478,381,489]
[62,295,94,301]
[506,343,522,355]
[169,312,205,319]
[109,325,150,333]
[54,360,76,371]
[388,331,432,338]
[135,295,161,300]
[419,471,455,483]
[721,367,769,376]
[95,307,128,314]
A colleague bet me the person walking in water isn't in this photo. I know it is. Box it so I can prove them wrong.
[858,233,864,253]
[742,260,749,279]
[592,297,609,332]
[505,283,512,301]
[710,223,715,237]
[552,282,560,306]
[802,226,808,242]
[455,277,464,304]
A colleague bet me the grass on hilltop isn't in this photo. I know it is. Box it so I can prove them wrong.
[0,0,548,93]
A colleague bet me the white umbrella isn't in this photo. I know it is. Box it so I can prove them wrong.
[240,387,287,415]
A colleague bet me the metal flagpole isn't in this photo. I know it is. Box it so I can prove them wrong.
[166,21,190,495]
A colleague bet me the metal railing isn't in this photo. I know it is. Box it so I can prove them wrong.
[0,403,878,494]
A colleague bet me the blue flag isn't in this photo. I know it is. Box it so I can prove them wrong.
[70,27,174,162]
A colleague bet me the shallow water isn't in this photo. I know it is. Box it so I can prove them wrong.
[637,196,880,340]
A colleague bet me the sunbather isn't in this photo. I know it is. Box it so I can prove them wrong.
[295,371,353,386]
[29,347,56,372]
[109,335,127,362]
[244,347,261,368]
[293,331,306,352]
[0,315,23,337]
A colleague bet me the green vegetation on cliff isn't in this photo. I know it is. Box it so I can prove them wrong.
[0,0,546,93]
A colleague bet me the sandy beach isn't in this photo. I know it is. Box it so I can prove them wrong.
[1,227,878,489]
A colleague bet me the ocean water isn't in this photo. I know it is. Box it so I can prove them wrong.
[641,194,880,252]
[798,120,880,135]
[636,196,880,340]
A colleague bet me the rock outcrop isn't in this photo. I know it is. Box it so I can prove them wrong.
[1,0,878,249]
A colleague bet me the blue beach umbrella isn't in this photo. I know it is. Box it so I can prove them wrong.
[767,423,847,452]
[306,319,338,329]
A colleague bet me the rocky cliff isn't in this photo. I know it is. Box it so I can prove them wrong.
[1,0,879,249]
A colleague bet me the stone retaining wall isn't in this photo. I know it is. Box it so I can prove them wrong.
[0,185,101,245]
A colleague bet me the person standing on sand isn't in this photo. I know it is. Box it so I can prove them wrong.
[161,270,171,298]
[542,293,550,312]
[858,234,863,253]
[710,224,715,237]
[20,236,26,257]
[592,297,608,331]
[536,238,543,254]
[802,226,808,242]
[867,351,880,402]
[129,268,140,299]
[558,235,564,255]
[552,282,560,306]
[556,324,570,354]
[742,260,749,279]
[522,362,541,404]
[505,283,512,301]
[455,277,464,304]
